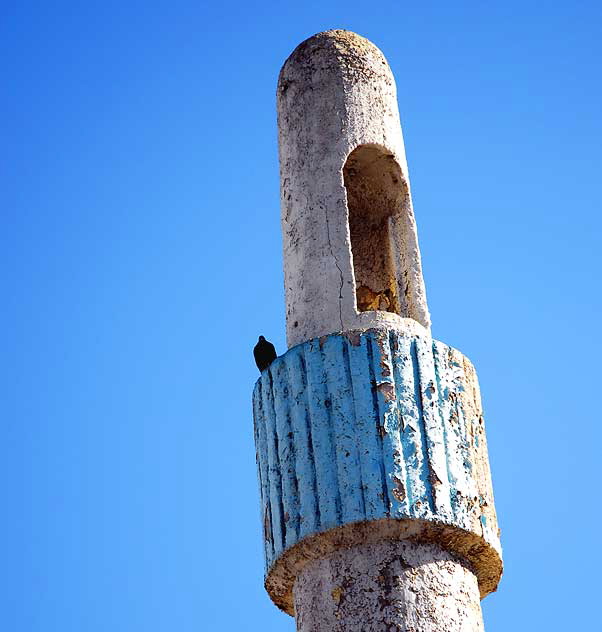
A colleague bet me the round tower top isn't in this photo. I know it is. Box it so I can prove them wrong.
[282,30,387,66]
[278,30,393,94]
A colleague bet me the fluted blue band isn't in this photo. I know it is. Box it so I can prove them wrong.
[252,329,500,576]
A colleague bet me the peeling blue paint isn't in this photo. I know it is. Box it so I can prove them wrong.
[252,330,500,573]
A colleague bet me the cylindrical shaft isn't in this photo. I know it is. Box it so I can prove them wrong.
[278,30,430,348]
[293,539,484,632]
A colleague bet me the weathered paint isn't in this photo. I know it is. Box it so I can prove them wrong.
[252,330,501,595]
[393,335,432,518]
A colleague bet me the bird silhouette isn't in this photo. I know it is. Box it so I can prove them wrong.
[254,336,277,372]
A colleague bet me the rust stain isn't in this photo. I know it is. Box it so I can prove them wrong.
[392,475,406,502]
[344,331,362,346]
[429,471,442,486]
[380,360,391,377]
[376,382,395,401]
[331,586,343,605]
[375,334,392,377]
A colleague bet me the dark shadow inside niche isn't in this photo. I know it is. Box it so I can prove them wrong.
[343,145,406,315]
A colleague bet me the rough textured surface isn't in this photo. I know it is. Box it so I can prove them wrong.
[252,329,501,613]
[294,540,484,632]
[278,30,430,347]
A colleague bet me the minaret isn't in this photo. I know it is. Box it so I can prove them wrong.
[252,30,502,631]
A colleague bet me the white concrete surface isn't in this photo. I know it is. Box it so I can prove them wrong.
[293,539,484,632]
[277,30,431,348]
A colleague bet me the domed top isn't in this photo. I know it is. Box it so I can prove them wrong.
[279,30,392,87]
[297,29,383,55]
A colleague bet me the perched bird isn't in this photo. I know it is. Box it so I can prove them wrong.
[254,336,277,372]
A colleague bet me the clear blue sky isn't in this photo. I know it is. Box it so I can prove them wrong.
[3,2,601,630]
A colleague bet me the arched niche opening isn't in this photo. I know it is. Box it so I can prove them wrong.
[343,145,407,316]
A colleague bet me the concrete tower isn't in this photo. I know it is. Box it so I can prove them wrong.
[252,30,502,631]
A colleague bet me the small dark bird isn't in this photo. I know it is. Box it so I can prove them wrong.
[254,336,277,372]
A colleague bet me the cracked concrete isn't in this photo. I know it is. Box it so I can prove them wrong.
[277,30,431,348]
